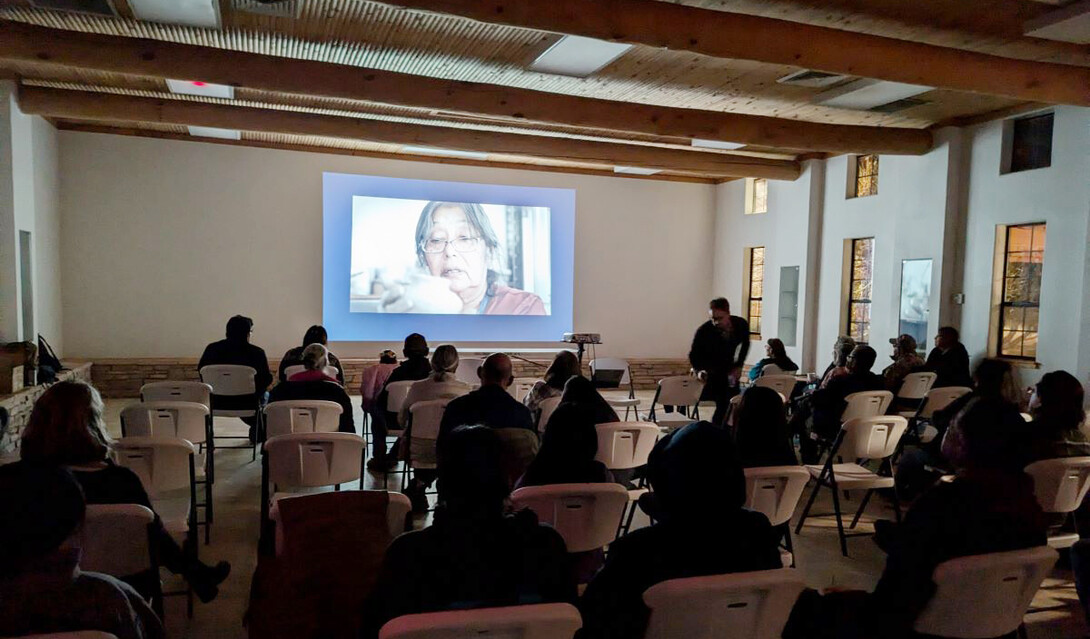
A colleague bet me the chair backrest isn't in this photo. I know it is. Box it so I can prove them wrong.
[918,386,973,419]
[727,394,744,427]
[761,363,784,376]
[378,603,582,639]
[655,376,703,407]
[1025,457,1090,513]
[80,503,156,577]
[283,364,341,380]
[264,400,344,438]
[510,483,630,553]
[913,546,1058,638]
[387,491,412,537]
[265,432,364,489]
[199,364,257,396]
[743,466,811,527]
[510,377,544,401]
[595,422,660,470]
[538,396,563,432]
[590,357,631,386]
[386,380,417,414]
[409,399,449,440]
[113,436,195,497]
[840,390,893,422]
[642,569,806,639]
[140,381,212,408]
[754,374,796,397]
[454,357,485,386]
[120,401,209,444]
[839,416,908,461]
[897,372,938,400]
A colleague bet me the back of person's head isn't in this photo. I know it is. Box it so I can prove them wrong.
[735,386,787,461]
[709,297,730,312]
[849,345,877,373]
[1032,370,1086,433]
[479,353,513,387]
[0,463,86,577]
[893,334,918,357]
[944,397,1030,473]
[938,326,960,343]
[431,344,460,376]
[544,351,581,389]
[834,338,855,366]
[403,333,429,359]
[21,381,110,465]
[972,359,1020,403]
[767,338,787,360]
[301,343,329,371]
[561,374,599,404]
[437,425,509,520]
[379,349,398,365]
[301,325,328,348]
[225,315,253,343]
[539,403,599,465]
[646,421,744,521]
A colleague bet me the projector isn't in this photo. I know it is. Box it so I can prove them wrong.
[562,333,601,344]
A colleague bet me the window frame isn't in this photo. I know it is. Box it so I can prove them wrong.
[745,246,765,339]
[745,178,768,215]
[995,223,1045,361]
[1002,112,1054,175]
[848,154,879,199]
[845,237,874,344]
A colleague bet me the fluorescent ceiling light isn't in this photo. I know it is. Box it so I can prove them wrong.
[530,35,632,78]
[691,139,746,151]
[613,166,661,176]
[402,146,489,160]
[816,79,932,110]
[129,0,221,29]
[187,126,241,140]
[1024,0,1090,44]
[167,79,235,100]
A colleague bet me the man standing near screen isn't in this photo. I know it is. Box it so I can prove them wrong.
[689,297,750,426]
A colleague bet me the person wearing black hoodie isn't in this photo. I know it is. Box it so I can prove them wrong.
[923,326,972,389]
[197,315,273,438]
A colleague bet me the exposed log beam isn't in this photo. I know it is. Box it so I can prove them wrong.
[18,86,801,179]
[386,0,1090,106]
[0,20,932,155]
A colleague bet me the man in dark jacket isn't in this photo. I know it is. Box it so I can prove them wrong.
[439,353,535,440]
[197,315,273,440]
[688,297,750,427]
[267,344,355,434]
[368,333,432,470]
[924,326,972,388]
[797,345,884,462]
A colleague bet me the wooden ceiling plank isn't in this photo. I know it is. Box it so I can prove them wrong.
[384,0,1090,106]
[0,20,932,155]
[18,86,801,179]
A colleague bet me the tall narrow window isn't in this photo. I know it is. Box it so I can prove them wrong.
[998,223,1045,359]
[746,247,765,337]
[745,178,768,215]
[847,238,874,343]
[1008,113,1053,173]
[853,154,879,198]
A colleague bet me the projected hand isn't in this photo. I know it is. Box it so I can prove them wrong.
[378,272,463,314]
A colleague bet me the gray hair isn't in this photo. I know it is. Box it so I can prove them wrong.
[414,201,505,286]
[301,343,329,371]
[431,344,460,379]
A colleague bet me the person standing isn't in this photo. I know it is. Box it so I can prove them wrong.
[688,298,750,427]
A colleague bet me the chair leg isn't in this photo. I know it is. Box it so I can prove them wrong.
[850,489,874,529]
[795,481,821,535]
[830,478,849,557]
[890,486,903,524]
[782,525,796,568]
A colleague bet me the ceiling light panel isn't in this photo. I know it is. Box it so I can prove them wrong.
[530,35,632,78]
[166,79,235,99]
[816,79,932,110]
[129,0,220,29]
[188,126,241,140]
[401,146,490,160]
[613,166,661,175]
[691,139,746,151]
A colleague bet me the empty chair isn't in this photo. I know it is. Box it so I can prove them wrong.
[841,390,894,423]
[454,357,484,387]
[511,483,630,553]
[642,569,806,639]
[537,396,562,432]
[273,491,412,557]
[141,381,212,409]
[264,400,343,439]
[646,376,703,431]
[894,371,938,417]
[407,399,449,474]
[744,466,811,565]
[1025,457,1090,549]
[913,547,1058,638]
[590,357,640,420]
[596,421,660,533]
[199,364,261,459]
[510,377,544,401]
[378,603,582,639]
[754,374,796,398]
[80,504,162,617]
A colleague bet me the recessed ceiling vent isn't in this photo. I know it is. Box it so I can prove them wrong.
[28,0,118,17]
[777,70,852,88]
[232,0,300,19]
[868,97,928,114]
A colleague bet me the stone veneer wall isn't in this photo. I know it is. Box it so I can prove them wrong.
[82,357,695,398]
[0,362,93,455]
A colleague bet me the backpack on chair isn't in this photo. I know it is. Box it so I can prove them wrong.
[37,334,63,384]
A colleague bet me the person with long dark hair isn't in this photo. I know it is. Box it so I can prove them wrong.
[747,338,799,381]
[517,404,613,489]
[734,386,797,467]
[1028,370,1090,462]
[560,375,619,426]
[524,351,582,418]
[277,324,345,384]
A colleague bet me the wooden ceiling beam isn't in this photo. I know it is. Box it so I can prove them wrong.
[17,86,801,179]
[0,20,932,155]
[386,0,1090,106]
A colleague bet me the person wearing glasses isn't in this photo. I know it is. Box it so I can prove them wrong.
[379,201,546,315]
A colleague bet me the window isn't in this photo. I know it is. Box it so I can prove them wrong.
[745,178,768,214]
[846,238,874,343]
[851,154,879,198]
[1007,113,1053,173]
[997,223,1045,360]
[746,247,765,337]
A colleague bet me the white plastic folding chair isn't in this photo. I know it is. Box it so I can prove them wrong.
[796,415,908,556]
[1025,457,1090,549]
[914,386,973,443]
[264,400,343,439]
[841,390,894,422]
[595,421,660,535]
[406,399,449,504]
[510,483,630,555]
[744,466,811,566]
[761,363,785,376]
[80,503,162,618]
[273,491,412,557]
[383,380,418,488]
[378,603,582,639]
[141,381,212,408]
[591,357,640,420]
[913,547,1058,639]
[646,376,703,431]
[754,374,796,398]
[510,377,543,401]
[894,371,938,417]
[642,569,806,639]
[537,396,562,432]
[455,357,484,387]
[199,364,261,461]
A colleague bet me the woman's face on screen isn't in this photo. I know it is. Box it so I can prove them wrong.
[423,205,488,300]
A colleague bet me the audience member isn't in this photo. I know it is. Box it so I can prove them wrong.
[362,426,574,638]
[747,338,799,381]
[19,381,230,603]
[517,403,613,489]
[792,345,883,463]
[734,386,798,467]
[368,333,432,471]
[560,375,619,426]
[197,315,273,441]
[267,344,355,434]
[923,326,972,388]
[439,353,535,439]
[1027,370,1090,462]
[0,463,165,639]
[689,297,750,426]
[359,350,398,419]
[277,324,345,384]
[819,336,856,389]
[579,421,782,639]
[524,350,581,418]
[883,334,926,392]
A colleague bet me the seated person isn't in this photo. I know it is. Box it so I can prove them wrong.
[560,375,619,426]
[359,350,398,421]
[1027,370,1090,462]
[524,350,581,419]
[368,333,432,471]
[882,334,926,393]
[819,336,856,388]
[197,315,273,439]
[733,386,798,467]
[747,338,799,382]
[19,381,230,603]
[791,345,883,463]
[579,421,783,639]
[0,463,165,639]
[439,353,536,440]
[268,344,355,434]
[923,326,972,388]
[362,426,574,638]
[277,324,345,384]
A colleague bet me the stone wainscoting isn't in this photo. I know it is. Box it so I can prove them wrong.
[1,362,93,455]
[81,357,694,398]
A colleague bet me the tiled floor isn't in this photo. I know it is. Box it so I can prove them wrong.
[100,395,1089,639]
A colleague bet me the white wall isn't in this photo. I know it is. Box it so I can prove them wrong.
[58,131,715,359]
